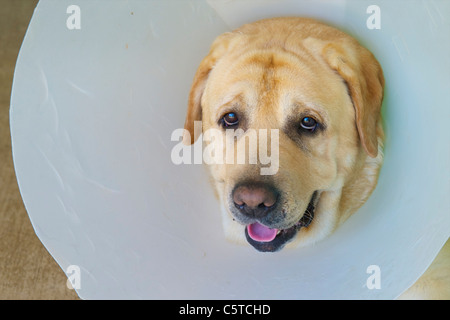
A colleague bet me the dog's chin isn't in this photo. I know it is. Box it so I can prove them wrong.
[242,191,318,252]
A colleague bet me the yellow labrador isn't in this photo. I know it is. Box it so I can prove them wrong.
[184,17,384,252]
[183,16,449,299]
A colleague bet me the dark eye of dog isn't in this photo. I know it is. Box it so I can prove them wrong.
[300,116,318,132]
[221,112,239,127]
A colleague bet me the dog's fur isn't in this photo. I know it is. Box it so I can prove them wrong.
[184,17,448,298]
[184,17,384,247]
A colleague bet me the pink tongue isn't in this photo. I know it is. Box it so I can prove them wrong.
[247,222,278,242]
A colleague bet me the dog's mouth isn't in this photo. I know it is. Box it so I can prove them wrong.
[244,191,318,252]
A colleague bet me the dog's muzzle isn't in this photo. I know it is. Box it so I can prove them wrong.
[244,191,317,252]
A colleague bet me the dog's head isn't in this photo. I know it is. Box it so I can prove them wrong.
[183,18,384,252]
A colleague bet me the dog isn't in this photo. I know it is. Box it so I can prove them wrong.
[183,17,448,298]
[184,17,384,251]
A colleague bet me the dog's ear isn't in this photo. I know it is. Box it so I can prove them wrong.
[183,33,233,145]
[308,38,384,157]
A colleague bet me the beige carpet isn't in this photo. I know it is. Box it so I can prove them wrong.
[0,0,79,300]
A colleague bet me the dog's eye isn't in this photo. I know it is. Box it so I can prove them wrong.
[221,112,239,127]
[300,116,318,132]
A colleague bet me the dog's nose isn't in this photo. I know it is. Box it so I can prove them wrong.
[232,183,278,218]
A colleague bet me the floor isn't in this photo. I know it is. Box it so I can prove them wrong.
[0,0,79,300]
